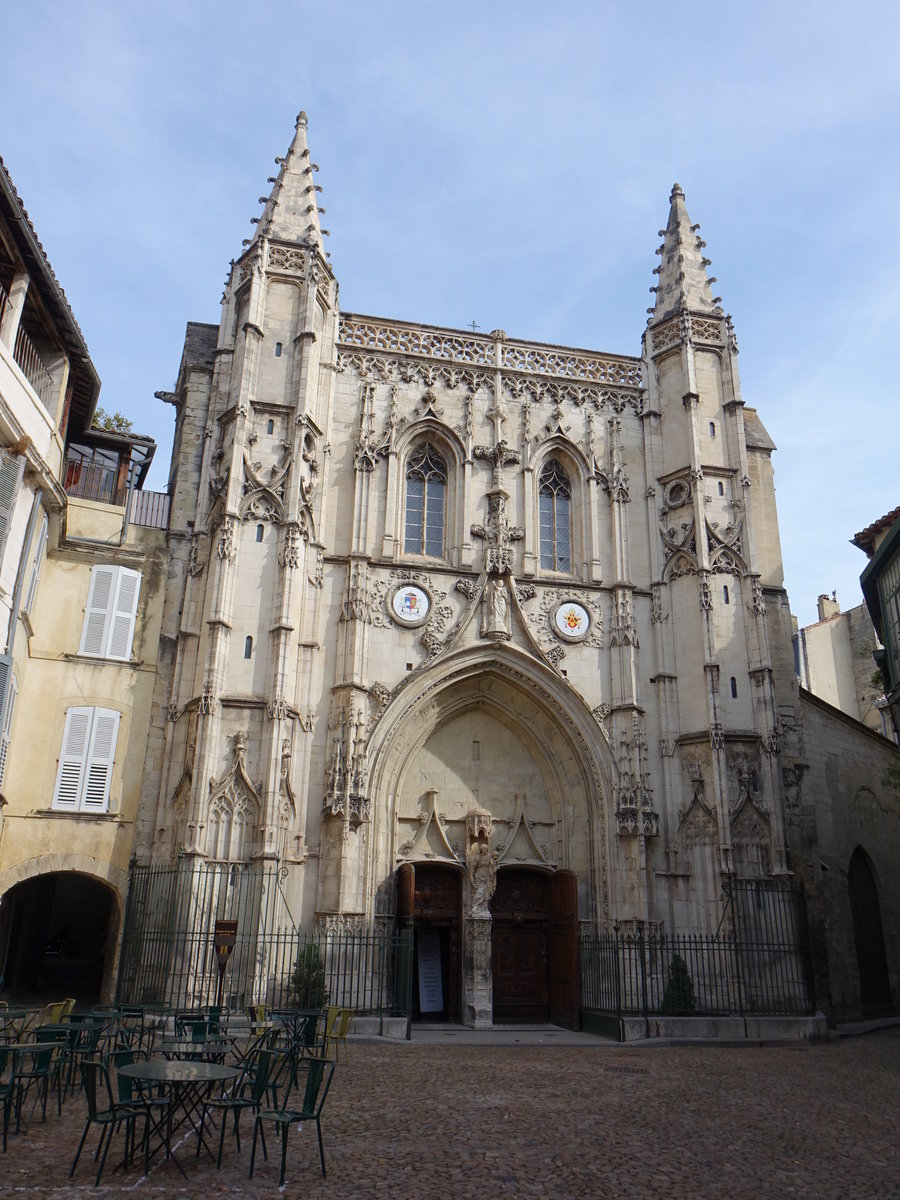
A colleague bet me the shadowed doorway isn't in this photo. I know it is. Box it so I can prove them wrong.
[848,848,891,1015]
[0,873,116,1004]
[399,863,462,1022]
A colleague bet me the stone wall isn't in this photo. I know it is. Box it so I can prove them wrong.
[788,690,900,1019]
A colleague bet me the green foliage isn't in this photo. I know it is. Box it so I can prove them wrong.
[91,406,134,433]
[660,953,696,1015]
[289,942,329,1008]
[871,668,884,692]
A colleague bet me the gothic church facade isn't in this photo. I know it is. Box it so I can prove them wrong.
[130,114,890,1025]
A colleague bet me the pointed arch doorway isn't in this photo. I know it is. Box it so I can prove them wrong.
[848,848,891,1015]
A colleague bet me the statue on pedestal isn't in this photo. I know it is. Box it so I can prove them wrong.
[467,841,499,917]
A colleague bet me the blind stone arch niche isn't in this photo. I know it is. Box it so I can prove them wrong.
[363,648,613,930]
[382,421,468,567]
[203,732,261,863]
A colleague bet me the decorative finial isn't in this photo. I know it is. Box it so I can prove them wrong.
[670,182,684,199]
[296,111,308,127]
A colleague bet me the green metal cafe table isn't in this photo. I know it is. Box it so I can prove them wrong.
[117,1059,239,1176]
[158,1035,234,1061]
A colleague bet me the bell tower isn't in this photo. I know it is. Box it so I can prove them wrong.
[642,185,789,924]
[145,113,338,897]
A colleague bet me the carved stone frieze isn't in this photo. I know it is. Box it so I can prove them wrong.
[316,912,366,935]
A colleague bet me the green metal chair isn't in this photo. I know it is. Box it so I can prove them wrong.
[107,1048,170,1172]
[64,1021,107,1097]
[13,1042,60,1130]
[0,1046,19,1153]
[198,1046,277,1167]
[249,1057,335,1185]
[70,1060,142,1187]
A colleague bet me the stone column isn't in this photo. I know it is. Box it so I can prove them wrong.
[463,918,493,1028]
[464,809,497,1028]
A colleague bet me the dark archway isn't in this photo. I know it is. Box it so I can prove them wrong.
[401,863,462,1022]
[0,872,117,1005]
[848,849,891,1015]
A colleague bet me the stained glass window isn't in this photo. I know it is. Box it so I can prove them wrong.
[405,444,446,556]
[539,460,571,572]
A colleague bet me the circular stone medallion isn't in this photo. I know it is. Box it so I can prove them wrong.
[389,583,431,627]
[552,600,591,642]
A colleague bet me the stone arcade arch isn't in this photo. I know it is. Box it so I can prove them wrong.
[367,647,613,1026]
[0,867,121,1004]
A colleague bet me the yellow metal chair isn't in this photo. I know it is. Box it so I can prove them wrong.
[324,1008,352,1065]
[37,1001,66,1027]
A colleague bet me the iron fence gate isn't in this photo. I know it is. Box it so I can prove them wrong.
[116,860,413,1016]
[580,879,815,1022]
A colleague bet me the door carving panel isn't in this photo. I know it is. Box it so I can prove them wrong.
[491,868,551,1022]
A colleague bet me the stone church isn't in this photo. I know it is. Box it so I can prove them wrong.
[124,113,897,1028]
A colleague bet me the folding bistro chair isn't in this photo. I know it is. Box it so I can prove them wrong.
[249,1057,335,1185]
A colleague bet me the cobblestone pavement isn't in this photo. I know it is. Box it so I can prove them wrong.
[1,1030,897,1199]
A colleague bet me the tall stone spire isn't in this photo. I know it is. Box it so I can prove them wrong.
[250,111,327,250]
[650,183,721,321]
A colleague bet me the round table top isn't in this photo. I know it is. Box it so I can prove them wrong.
[118,1060,239,1083]
[158,1036,232,1054]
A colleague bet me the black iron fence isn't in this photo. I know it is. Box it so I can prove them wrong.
[580,879,815,1022]
[116,861,413,1017]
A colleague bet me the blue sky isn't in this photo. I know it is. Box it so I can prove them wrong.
[3,0,898,626]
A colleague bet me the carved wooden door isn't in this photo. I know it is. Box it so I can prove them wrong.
[548,870,579,1029]
[491,869,550,1022]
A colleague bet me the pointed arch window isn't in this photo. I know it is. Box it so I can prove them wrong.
[539,459,571,572]
[404,443,446,557]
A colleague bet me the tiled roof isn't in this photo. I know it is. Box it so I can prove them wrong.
[851,506,900,555]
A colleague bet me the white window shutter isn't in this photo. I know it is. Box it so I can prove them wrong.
[24,514,48,615]
[81,708,119,811]
[0,451,24,567]
[0,675,17,787]
[53,707,92,809]
[106,569,140,660]
[80,566,116,656]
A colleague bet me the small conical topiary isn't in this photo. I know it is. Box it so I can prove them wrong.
[289,942,329,1009]
[660,953,696,1015]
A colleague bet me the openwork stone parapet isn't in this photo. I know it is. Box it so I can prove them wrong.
[337,315,644,401]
